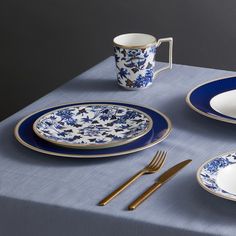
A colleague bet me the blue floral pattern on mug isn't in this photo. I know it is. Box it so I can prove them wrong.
[34,104,151,148]
[199,152,236,199]
[114,46,156,89]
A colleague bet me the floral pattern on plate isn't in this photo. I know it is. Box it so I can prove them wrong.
[198,152,236,200]
[33,104,152,149]
[114,46,156,89]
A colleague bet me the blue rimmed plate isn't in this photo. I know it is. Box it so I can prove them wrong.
[197,151,236,201]
[14,102,172,158]
[186,76,236,124]
[33,104,152,149]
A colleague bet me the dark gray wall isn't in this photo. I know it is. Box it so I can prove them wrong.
[1,0,236,120]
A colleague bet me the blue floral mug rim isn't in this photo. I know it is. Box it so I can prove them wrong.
[113,33,157,49]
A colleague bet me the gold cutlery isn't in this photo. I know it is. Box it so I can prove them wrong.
[99,150,167,206]
[128,159,192,210]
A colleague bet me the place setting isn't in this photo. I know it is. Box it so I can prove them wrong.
[3,0,236,234]
[15,33,174,159]
[13,33,236,210]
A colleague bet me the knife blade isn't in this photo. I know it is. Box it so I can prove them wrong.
[158,159,192,184]
[128,159,192,210]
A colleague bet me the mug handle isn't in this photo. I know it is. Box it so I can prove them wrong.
[154,37,173,79]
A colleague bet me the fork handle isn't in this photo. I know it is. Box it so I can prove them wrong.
[99,171,144,206]
[128,182,162,210]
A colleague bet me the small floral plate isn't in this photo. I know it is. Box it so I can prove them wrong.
[197,151,236,201]
[33,104,152,149]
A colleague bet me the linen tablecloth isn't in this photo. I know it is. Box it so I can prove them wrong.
[1,57,236,236]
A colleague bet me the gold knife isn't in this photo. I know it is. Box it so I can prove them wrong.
[128,159,192,210]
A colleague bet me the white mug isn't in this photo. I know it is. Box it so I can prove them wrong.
[113,33,173,90]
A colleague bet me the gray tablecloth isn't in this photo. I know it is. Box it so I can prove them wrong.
[1,57,236,236]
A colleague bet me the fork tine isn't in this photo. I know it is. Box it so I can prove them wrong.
[150,151,165,169]
[153,151,166,170]
[148,150,164,168]
[147,151,160,167]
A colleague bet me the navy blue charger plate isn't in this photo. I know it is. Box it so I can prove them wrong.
[186,76,236,124]
[15,102,172,158]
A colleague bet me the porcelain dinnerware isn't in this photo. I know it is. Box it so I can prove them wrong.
[197,151,236,201]
[210,90,236,118]
[33,104,152,149]
[113,33,173,90]
[186,76,236,124]
[15,102,172,158]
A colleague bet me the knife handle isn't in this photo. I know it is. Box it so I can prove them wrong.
[99,171,144,206]
[128,182,162,210]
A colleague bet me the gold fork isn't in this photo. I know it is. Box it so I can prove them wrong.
[98,150,167,206]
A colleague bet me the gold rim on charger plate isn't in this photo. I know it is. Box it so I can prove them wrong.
[14,101,172,158]
[196,150,236,202]
[32,103,153,149]
[186,75,236,124]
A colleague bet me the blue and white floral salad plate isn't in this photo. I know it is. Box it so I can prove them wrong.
[197,151,236,201]
[186,76,236,124]
[14,102,172,158]
[33,104,152,149]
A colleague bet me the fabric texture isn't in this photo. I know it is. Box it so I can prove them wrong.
[0,57,236,236]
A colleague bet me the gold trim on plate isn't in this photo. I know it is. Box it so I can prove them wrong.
[196,150,236,202]
[186,75,236,124]
[14,101,172,158]
[32,103,153,149]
